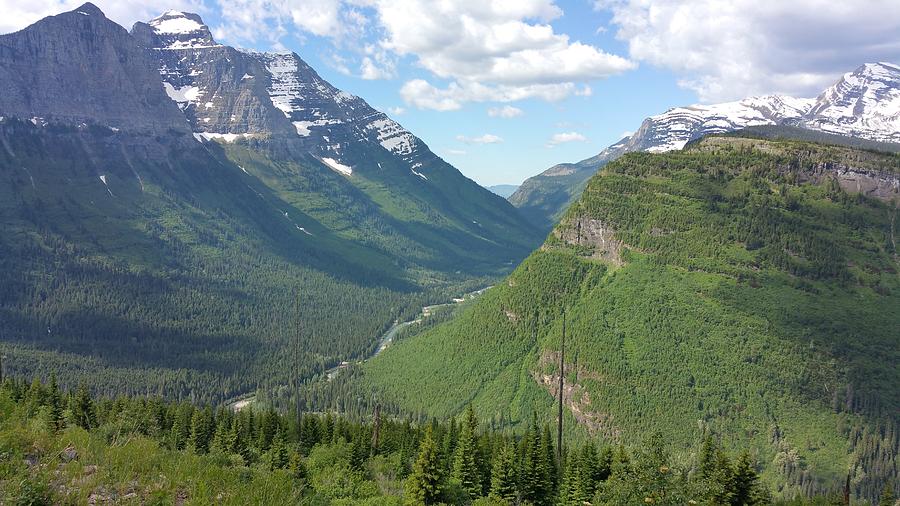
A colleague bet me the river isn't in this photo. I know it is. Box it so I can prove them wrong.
[227,286,490,411]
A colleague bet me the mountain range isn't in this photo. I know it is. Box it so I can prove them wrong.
[0,3,540,402]
[510,62,900,230]
[363,134,900,501]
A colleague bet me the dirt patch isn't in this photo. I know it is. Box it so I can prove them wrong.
[533,350,622,441]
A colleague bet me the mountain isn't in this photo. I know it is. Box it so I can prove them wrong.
[0,4,540,404]
[510,62,900,231]
[486,184,520,198]
[361,135,900,501]
[129,10,541,273]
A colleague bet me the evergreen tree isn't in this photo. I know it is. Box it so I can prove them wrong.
[879,481,895,506]
[257,409,278,452]
[170,405,192,451]
[541,424,558,495]
[442,415,458,471]
[322,412,335,443]
[189,407,213,453]
[732,450,760,506]
[211,417,231,453]
[453,405,483,499]
[268,429,289,470]
[560,453,580,505]
[228,414,250,463]
[490,441,518,503]
[350,432,369,472]
[405,426,444,505]
[520,417,550,504]
[70,384,96,430]
[575,442,599,502]
[46,373,64,432]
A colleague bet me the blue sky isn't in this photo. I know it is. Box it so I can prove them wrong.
[5,0,899,186]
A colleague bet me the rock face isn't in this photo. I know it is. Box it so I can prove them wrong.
[0,3,190,134]
[511,62,900,231]
[552,215,624,265]
[132,14,294,137]
[132,11,439,181]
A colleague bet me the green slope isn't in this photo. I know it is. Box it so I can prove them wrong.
[0,118,533,406]
[362,136,900,500]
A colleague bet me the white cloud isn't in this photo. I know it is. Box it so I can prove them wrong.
[377,1,634,109]
[457,134,504,145]
[386,106,406,116]
[487,105,524,118]
[401,79,582,111]
[619,130,633,139]
[546,131,587,147]
[0,0,205,35]
[595,0,900,101]
[446,149,467,156]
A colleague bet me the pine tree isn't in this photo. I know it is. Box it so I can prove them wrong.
[575,442,599,502]
[442,415,458,471]
[71,384,96,430]
[541,424,558,495]
[490,441,519,503]
[879,481,895,506]
[268,429,289,470]
[229,415,250,463]
[257,409,278,452]
[560,453,580,505]
[520,417,549,504]
[171,405,192,450]
[405,426,444,505]
[211,417,231,453]
[46,373,64,432]
[189,407,213,453]
[453,405,483,499]
[732,450,760,506]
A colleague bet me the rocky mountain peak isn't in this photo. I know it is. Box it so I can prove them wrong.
[804,62,900,142]
[0,3,191,134]
[132,11,218,50]
[72,2,105,17]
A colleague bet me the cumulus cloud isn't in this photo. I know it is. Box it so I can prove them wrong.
[488,105,524,118]
[378,0,634,109]
[595,0,900,101]
[457,134,504,145]
[401,79,584,111]
[0,0,205,34]
[546,131,587,147]
[385,106,406,116]
[446,149,468,156]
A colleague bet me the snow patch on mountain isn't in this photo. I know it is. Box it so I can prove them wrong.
[321,157,352,176]
[162,82,201,106]
[150,14,202,34]
[366,117,416,156]
[263,53,304,117]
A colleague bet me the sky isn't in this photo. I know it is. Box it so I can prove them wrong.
[3,1,900,186]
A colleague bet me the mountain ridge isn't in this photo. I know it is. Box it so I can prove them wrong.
[510,62,900,231]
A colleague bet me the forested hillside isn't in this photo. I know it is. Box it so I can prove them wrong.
[361,136,900,502]
[0,4,540,407]
[5,375,880,505]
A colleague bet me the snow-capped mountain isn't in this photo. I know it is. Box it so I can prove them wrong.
[626,95,815,153]
[511,62,900,231]
[0,3,540,279]
[803,62,900,142]
[132,11,431,181]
